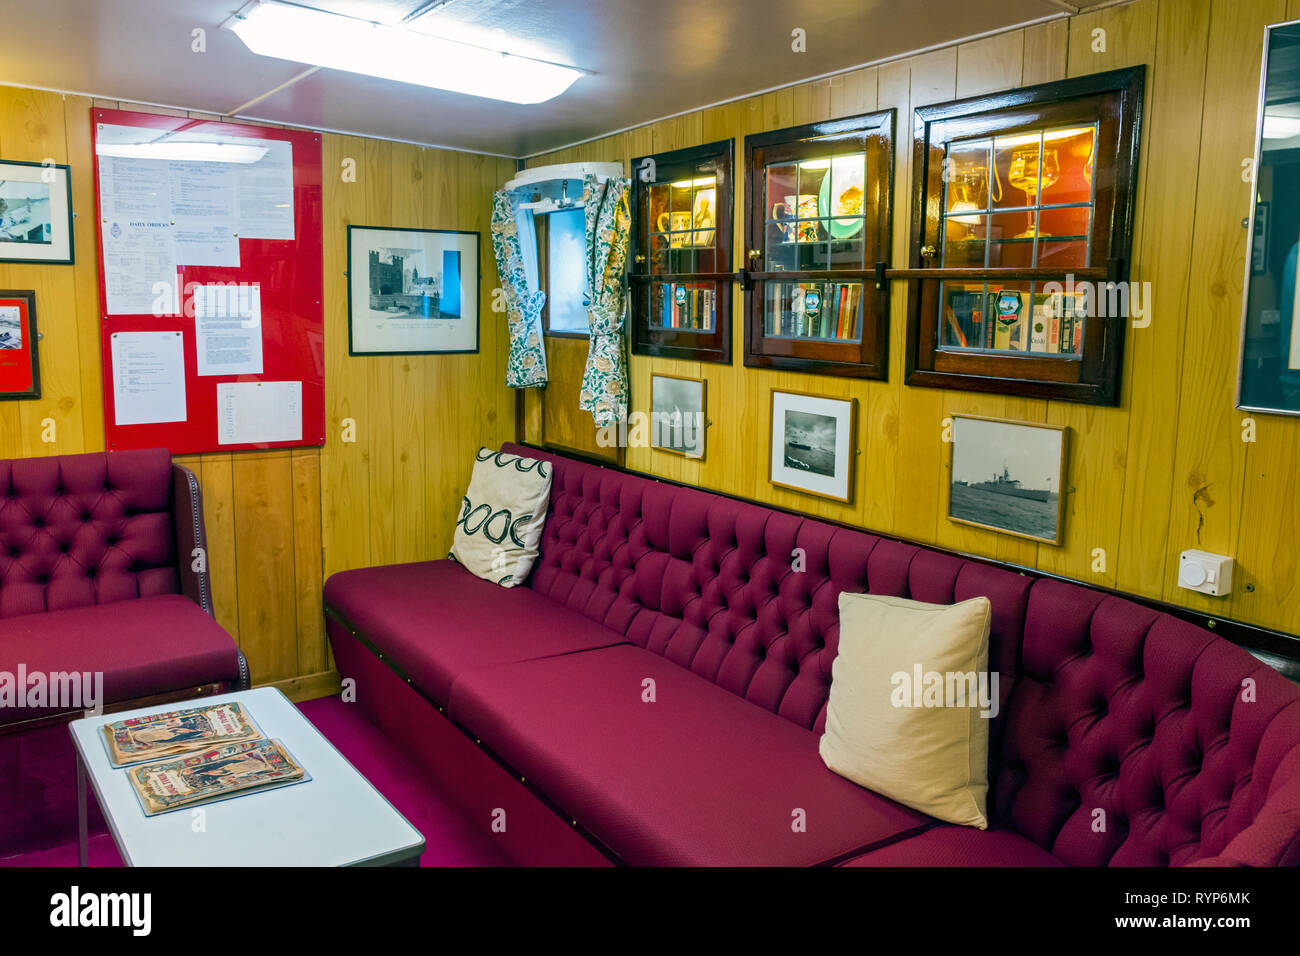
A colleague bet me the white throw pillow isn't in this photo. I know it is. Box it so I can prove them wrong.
[820,592,994,829]
[450,447,552,587]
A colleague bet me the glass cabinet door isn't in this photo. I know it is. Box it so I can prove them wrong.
[906,67,1144,405]
[631,140,734,363]
[744,111,894,379]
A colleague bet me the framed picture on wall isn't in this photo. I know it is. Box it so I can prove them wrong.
[768,389,856,502]
[0,160,74,264]
[947,415,1067,545]
[0,290,40,400]
[347,225,480,355]
[650,373,706,459]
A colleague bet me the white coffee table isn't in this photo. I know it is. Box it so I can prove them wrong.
[69,687,425,867]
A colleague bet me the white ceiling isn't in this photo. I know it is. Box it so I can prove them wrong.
[0,0,1096,157]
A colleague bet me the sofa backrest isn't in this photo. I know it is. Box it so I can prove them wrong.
[509,443,1300,866]
[511,443,1031,735]
[1000,579,1300,866]
[0,448,181,618]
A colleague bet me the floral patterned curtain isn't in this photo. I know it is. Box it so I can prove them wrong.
[490,188,547,388]
[579,174,632,427]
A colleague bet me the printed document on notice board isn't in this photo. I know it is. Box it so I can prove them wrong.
[100,219,179,316]
[193,283,263,376]
[236,140,295,240]
[217,381,302,445]
[169,160,240,267]
[111,331,187,426]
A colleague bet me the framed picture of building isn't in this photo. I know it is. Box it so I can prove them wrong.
[347,225,479,355]
[947,415,1067,545]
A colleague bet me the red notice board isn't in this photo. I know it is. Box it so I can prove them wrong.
[92,108,324,453]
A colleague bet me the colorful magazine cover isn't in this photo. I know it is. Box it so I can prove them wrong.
[102,702,261,766]
[127,738,307,816]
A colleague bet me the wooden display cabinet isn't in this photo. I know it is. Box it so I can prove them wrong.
[743,111,895,378]
[630,139,734,363]
[904,66,1145,404]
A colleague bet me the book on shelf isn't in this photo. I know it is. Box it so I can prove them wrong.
[101,702,261,767]
[126,737,309,816]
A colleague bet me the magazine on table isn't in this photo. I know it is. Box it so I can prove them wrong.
[125,737,310,816]
[101,701,262,767]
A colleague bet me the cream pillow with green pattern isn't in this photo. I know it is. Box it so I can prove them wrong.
[450,447,553,587]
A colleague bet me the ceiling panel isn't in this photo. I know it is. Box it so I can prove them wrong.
[0,0,1068,156]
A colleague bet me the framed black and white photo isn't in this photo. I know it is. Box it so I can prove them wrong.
[347,225,479,355]
[650,373,706,459]
[0,160,73,264]
[948,415,1067,545]
[768,389,856,502]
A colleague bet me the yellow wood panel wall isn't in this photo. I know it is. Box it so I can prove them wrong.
[523,0,1300,636]
[0,86,515,690]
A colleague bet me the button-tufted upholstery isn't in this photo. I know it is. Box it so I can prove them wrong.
[326,442,1300,866]
[0,448,180,617]
[0,448,244,856]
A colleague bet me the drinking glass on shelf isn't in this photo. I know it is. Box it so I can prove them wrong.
[1007,147,1060,238]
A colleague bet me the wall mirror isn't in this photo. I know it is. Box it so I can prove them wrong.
[1242,19,1300,415]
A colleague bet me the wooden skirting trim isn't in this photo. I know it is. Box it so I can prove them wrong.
[258,669,342,703]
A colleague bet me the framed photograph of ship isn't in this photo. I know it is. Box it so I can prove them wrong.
[650,373,706,459]
[347,225,479,355]
[768,389,856,502]
[947,415,1066,545]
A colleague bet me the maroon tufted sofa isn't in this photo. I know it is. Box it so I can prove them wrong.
[324,443,1300,866]
[0,448,246,856]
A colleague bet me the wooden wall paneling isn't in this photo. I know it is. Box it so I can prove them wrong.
[890,49,957,547]
[291,447,326,675]
[0,88,85,459]
[64,94,105,452]
[423,146,460,558]
[1115,0,1212,603]
[1021,18,1070,86]
[197,453,240,642]
[1161,0,1285,616]
[362,137,396,567]
[862,61,911,537]
[696,101,749,498]
[231,450,299,683]
[1035,0,1159,589]
[388,143,429,565]
[320,134,372,579]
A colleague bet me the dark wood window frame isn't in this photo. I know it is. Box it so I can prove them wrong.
[743,110,896,379]
[903,66,1145,405]
[630,139,735,363]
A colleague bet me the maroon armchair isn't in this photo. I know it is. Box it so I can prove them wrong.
[0,447,246,855]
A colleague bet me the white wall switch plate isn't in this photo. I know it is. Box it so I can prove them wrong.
[1178,549,1234,597]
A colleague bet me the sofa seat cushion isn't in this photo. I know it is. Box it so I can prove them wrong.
[323,559,629,703]
[448,643,935,866]
[0,595,240,724]
[840,826,1063,867]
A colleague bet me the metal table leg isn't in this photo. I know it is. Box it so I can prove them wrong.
[77,754,88,867]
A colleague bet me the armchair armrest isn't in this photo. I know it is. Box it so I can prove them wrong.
[171,463,213,617]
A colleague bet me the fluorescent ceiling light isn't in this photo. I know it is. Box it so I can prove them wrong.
[96,141,269,164]
[223,0,584,104]
[1263,114,1300,139]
